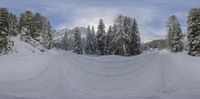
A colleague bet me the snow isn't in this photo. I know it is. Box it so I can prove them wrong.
[0,44,200,99]
[0,37,53,82]
[11,36,42,54]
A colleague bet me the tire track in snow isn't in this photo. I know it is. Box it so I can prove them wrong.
[68,53,158,77]
[65,52,159,77]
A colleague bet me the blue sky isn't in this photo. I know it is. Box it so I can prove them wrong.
[1,0,200,42]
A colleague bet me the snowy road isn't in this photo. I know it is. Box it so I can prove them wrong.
[0,51,200,99]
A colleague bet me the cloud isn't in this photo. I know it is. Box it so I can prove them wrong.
[1,0,199,42]
[70,7,161,41]
[116,7,166,41]
[71,7,120,30]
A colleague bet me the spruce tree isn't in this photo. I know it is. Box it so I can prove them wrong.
[112,15,137,56]
[85,25,93,54]
[62,30,70,50]
[18,11,53,49]
[42,21,53,49]
[34,14,53,49]
[167,15,183,53]
[73,27,82,54]
[18,11,35,40]
[33,13,44,40]
[91,26,96,54]
[111,24,118,54]
[8,13,18,36]
[134,19,142,54]
[128,19,142,55]
[187,8,200,56]
[122,16,132,55]
[105,26,113,55]
[0,8,11,55]
[96,19,106,55]
[112,15,125,55]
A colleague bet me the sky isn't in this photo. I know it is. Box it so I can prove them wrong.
[1,0,200,42]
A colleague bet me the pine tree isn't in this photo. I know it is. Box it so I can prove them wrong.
[187,8,200,56]
[128,19,142,55]
[96,19,106,55]
[42,21,53,49]
[134,19,142,54]
[85,25,93,54]
[34,14,53,49]
[73,27,82,54]
[113,15,124,55]
[111,24,118,54]
[112,15,131,55]
[8,13,18,36]
[18,11,53,49]
[0,8,12,55]
[68,35,75,50]
[91,26,96,54]
[33,13,44,40]
[18,11,35,40]
[62,29,70,50]
[105,25,113,55]
[167,15,183,53]
[122,16,132,55]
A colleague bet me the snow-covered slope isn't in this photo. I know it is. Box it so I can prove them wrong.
[0,50,200,99]
[0,36,53,82]
[11,36,46,54]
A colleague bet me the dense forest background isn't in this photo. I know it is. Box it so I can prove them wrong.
[0,8,200,56]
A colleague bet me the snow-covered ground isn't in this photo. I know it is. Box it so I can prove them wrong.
[0,44,200,99]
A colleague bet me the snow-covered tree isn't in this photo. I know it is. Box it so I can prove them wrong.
[96,19,106,55]
[61,30,70,50]
[18,11,53,49]
[112,15,140,56]
[123,16,132,55]
[73,27,82,54]
[110,24,118,54]
[18,11,35,39]
[91,26,96,54]
[167,15,183,53]
[0,8,12,55]
[85,25,94,54]
[105,25,113,55]
[187,8,200,56]
[42,21,53,49]
[112,15,126,55]
[33,13,44,40]
[68,35,75,50]
[128,19,142,55]
[8,13,18,36]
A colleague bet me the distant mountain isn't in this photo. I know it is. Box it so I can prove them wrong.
[145,39,168,49]
[53,28,71,41]
[52,27,88,50]
[53,27,87,40]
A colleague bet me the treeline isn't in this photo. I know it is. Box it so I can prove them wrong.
[0,8,53,55]
[1,7,200,57]
[61,15,142,56]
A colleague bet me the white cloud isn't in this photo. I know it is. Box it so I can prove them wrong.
[170,11,188,31]
[70,7,167,42]
[71,7,120,30]
[1,0,193,42]
[120,8,166,42]
[70,7,162,42]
